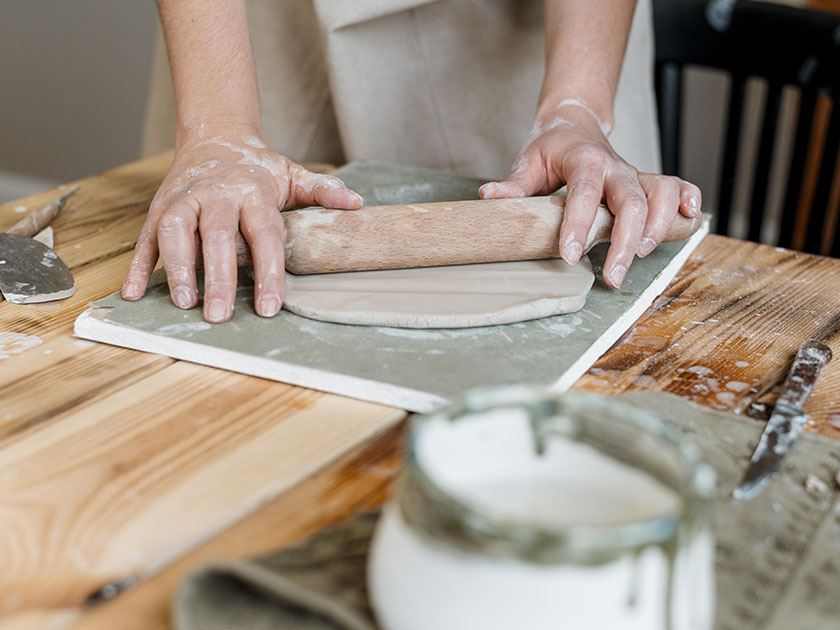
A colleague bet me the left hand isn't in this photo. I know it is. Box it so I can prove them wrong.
[479,104,701,288]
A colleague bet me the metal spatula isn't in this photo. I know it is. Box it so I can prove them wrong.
[0,187,78,304]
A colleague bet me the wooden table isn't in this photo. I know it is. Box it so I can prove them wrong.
[1,153,839,629]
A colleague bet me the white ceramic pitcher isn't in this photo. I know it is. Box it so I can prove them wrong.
[368,386,716,630]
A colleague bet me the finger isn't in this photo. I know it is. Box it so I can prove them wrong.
[479,151,546,199]
[199,199,240,323]
[557,150,607,264]
[240,201,285,317]
[122,220,160,300]
[602,170,648,288]
[636,175,680,258]
[288,167,364,210]
[679,180,702,218]
[157,200,200,309]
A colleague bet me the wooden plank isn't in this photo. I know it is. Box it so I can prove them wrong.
[0,252,172,440]
[67,423,405,630]
[4,149,840,628]
[0,154,406,625]
[0,360,404,618]
[576,235,840,436]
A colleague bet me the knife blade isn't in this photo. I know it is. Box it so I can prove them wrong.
[732,339,832,500]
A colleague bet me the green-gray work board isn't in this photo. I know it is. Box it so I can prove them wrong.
[75,162,707,412]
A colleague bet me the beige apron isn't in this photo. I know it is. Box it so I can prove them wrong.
[142,0,660,180]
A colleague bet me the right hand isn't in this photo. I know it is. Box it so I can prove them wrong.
[122,125,363,323]
[480,103,701,288]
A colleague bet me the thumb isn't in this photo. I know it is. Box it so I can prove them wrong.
[479,151,545,199]
[289,168,364,210]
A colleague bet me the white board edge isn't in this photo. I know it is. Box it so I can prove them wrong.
[74,308,447,414]
[550,222,711,394]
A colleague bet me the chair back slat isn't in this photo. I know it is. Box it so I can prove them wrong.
[656,61,683,176]
[807,100,840,253]
[748,82,783,243]
[779,88,819,249]
[716,77,747,236]
[654,0,840,253]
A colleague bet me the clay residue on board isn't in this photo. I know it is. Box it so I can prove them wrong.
[156,322,213,338]
[0,332,43,359]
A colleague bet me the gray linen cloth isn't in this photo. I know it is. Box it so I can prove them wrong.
[173,391,840,630]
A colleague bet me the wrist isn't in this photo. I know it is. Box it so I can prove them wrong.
[175,115,266,149]
[535,93,614,137]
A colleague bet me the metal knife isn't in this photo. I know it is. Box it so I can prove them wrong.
[732,339,833,500]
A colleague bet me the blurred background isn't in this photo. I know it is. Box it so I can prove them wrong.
[0,0,835,247]
[0,2,157,199]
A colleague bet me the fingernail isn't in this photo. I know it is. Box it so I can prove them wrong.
[688,196,701,217]
[258,295,280,317]
[637,237,656,257]
[123,281,138,299]
[609,264,627,287]
[206,298,227,322]
[173,285,194,309]
[481,182,524,198]
[351,192,364,205]
[562,241,582,263]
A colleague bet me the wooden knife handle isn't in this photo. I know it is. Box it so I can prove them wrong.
[194,197,703,274]
[5,186,79,238]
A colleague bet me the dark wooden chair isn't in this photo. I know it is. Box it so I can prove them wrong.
[653,0,840,254]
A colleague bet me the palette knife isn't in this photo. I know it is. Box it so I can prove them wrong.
[733,339,832,501]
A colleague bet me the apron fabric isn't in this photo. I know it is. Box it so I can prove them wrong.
[142,0,661,181]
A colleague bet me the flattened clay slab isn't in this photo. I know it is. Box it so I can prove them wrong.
[282,258,595,328]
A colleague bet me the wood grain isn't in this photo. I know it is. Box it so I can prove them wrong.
[0,154,405,624]
[0,364,402,615]
[68,423,405,630]
[2,150,840,627]
[576,235,840,437]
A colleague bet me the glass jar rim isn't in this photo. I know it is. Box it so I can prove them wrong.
[399,385,716,565]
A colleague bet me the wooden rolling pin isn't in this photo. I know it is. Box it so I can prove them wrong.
[194,196,703,274]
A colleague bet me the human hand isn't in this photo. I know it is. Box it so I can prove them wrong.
[122,124,363,322]
[479,102,701,288]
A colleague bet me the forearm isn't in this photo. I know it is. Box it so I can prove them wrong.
[156,0,262,145]
[537,0,637,133]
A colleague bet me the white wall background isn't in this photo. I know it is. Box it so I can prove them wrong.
[0,1,158,200]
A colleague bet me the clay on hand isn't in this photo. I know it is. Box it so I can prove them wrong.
[121,130,363,323]
[480,100,701,288]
